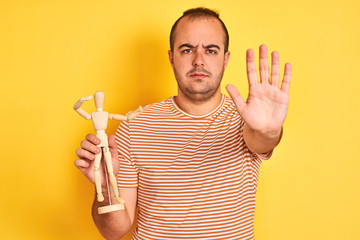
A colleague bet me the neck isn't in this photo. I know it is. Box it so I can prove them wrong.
[174,90,222,116]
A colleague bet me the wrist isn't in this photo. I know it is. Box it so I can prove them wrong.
[245,125,282,140]
[243,125,283,154]
[261,128,283,142]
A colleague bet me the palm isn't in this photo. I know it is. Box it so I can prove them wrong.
[226,45,291,133]
[241,82,289,131]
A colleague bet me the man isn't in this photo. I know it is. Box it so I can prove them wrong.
[75,7,291,240]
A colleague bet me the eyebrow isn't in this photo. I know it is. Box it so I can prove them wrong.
[178,43,221,50]
[178,43,195,49]
[204,44,220,50]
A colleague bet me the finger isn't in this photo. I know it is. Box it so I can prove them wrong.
[74,158,90,169]
[246,49,258,86]
[76,148,95,161]
[281,63,292,94]
[80,139,101,154]
[271,51,280,87]
[259,44,269,84]
[226,84,246,115]
[85,134,101,145]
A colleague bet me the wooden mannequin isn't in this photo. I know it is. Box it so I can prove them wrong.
[73,91,142,214]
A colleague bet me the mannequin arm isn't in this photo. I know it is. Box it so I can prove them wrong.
[109,113,127,121]
[74,95,92,120]
[109,106,143,121]
[126,106,143,120]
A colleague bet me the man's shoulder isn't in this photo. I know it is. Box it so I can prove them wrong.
[131,97,174,121]
[222,95,238,114]
[143,97,172,111]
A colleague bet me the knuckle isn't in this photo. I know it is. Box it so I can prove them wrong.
[75,148,81,157]
[80,140,88,148]
[88,151,94,159]
[86,134,94,141]
[259,65,268,71]
[74,159,81,168]
[271,72,280,77]
[85,133,91,139]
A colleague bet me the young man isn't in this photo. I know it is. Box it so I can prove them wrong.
[75,7,291,240]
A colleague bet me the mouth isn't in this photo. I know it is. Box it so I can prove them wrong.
[189,73,208,78]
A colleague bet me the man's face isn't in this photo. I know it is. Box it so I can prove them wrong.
[169,16,230,103]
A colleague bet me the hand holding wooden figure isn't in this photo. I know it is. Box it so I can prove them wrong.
[73,91,142,214]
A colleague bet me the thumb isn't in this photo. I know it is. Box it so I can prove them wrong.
[226,84,246,115]
[108,135,117,150]
[108,135,119,159]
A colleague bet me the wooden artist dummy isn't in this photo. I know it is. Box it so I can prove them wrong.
[73,91,142,214]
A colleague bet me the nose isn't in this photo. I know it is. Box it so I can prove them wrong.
[192,51,205,67]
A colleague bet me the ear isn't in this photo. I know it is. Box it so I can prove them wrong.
[168,50,174,68]
[223,51,230,69]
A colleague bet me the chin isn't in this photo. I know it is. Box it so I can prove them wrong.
[184,89,219,103]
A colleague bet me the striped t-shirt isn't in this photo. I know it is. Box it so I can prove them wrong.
[115,95,271,240]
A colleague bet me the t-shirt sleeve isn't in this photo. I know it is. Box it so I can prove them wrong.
[251,149,274,161]
[115,120,138,188]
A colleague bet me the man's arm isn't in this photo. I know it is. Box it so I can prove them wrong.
[226,44,291,154]
[75,134,137,239]
[242,124,283,155]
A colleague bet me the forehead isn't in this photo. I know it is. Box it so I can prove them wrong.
[174,16,226,49]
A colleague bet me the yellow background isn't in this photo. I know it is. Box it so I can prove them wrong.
[1,0,359,239]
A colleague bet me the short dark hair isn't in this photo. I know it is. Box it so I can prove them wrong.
[169,7,229,53]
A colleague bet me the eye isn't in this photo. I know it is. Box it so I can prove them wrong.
[207,49,218,55]
[181,49,193,54]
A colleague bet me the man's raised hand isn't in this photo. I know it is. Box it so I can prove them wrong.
[226,44,291,134]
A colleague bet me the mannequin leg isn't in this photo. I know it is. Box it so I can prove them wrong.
[103,147,124,204]
[94,150,104,202]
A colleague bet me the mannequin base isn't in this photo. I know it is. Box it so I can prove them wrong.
[98,204,124,214]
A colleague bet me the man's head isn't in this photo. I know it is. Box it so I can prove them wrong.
[170,7,229,53]
[168,7,230,103]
